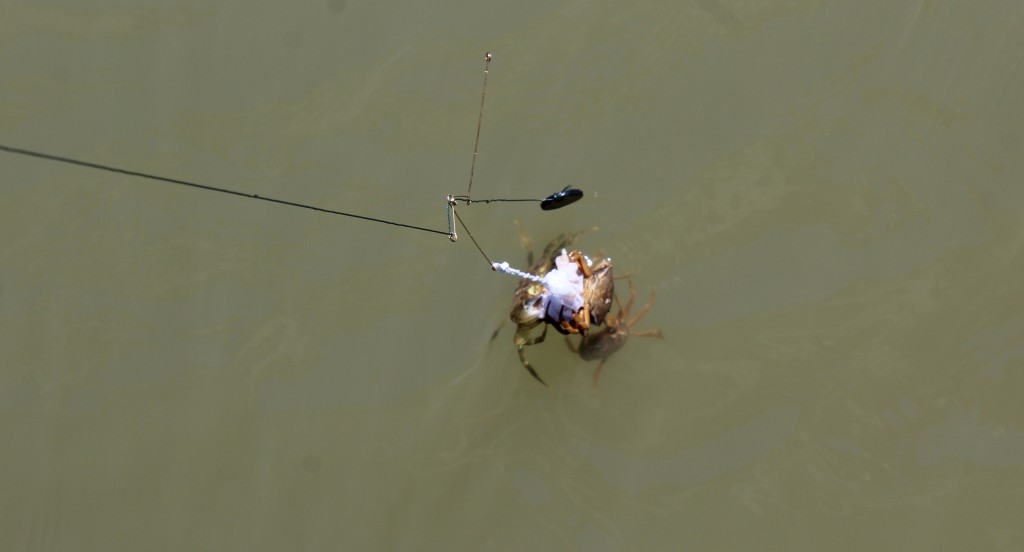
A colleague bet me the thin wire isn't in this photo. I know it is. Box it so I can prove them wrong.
[0,143,449,237]
[453,209,495,269]
[458,197,540,204]
[465,52,492,199]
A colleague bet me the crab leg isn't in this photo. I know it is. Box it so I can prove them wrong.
[591,358,609,388]
[514,220,534,266]
[517,348,549,386]
[627,289,657,327]
[631,328,664,339]
[515,325,549,386]
[571,251,593,279]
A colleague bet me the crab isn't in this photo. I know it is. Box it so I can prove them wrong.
[508,224,615,385]
[565,274,663,386]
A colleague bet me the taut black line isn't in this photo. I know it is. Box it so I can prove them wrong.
[0,143,450,237]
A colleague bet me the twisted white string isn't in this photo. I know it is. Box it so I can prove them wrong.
[491,261,546,284]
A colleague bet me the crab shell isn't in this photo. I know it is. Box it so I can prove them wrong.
[510,279,549,330]
[508,232,583,331]
[580,258,614,328]
[509,250,615,337]
[577,323,628,361]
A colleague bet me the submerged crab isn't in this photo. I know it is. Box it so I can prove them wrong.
[566,274,663,386]
[506,225,615,385]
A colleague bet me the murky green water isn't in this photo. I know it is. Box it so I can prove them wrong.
[3,1,1023,550]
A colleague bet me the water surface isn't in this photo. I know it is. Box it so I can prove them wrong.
[2,1,1023,550]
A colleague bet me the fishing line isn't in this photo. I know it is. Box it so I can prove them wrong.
[0,143,451,236]
[464,52,491,200]
[0,52,585,268]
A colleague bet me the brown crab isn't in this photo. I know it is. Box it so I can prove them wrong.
[509,224,615,385]
[565,274,663,386]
